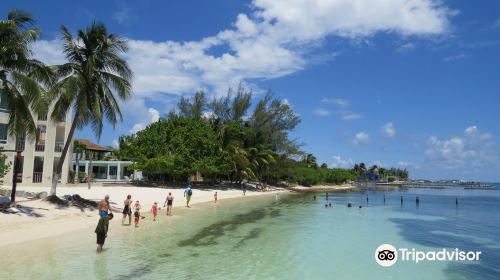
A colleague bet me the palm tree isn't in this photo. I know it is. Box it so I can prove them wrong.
[49,22,132,196]
[0,10,52,137]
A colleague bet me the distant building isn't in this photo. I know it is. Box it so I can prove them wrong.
[1,91,73,186]
[72,139,134,182]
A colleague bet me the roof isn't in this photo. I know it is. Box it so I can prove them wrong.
[74,139,113,152]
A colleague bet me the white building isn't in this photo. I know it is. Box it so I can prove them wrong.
[72,139,134,183]
[0,92,73,186]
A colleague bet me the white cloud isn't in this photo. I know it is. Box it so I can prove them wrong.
[352,131,370,146]
[130,108,160,133]
[444,53,466,62]
[398,161,410,167]
[33,0,454,132]
[331,155,354,168]
[320,98,362,120]
[313,109,332,116]
[398,42,416,52]
[426,126,498,170]
[113,5,131,24]
[382,122,396,138]
[32,39,66,65]
[112,139,119,148]
[339,111,362,120]
[322,98,349,107]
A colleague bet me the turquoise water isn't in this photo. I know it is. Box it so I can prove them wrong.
[2,187,500,280]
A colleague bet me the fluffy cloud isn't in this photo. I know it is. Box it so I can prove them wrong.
[352,131,370,146]
[33,0,454,133]
[332,155,354,168]
[382,122,396,138]
[426,126,498,170]
[130,108,160,133]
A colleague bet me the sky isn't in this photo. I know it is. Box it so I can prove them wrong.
[2,0,500,181]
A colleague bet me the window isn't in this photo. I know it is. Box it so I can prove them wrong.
[0,123,7,144]
[0,91,8,111]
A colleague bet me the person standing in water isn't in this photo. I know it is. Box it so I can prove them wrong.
[163,192,174,216]
[122,194,132,225]
[134,200,141,227]
[95,213,113,253]
[214,192,218,203]
[184,183,193,207]
[243,183,247,195]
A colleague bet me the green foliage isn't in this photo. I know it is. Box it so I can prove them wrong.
[119,86,301,184]
[121,116,230,180]
[49,22,132,194]
[0,9,52,138]
[263,156,355,186]
[0,150,11,184]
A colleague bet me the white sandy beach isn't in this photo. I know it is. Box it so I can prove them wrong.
[0,184,286,247]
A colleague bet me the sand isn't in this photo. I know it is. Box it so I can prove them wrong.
[0,184,286,247]
[287,183,356,192]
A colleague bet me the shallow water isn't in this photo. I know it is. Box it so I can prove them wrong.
[2,187,500,280]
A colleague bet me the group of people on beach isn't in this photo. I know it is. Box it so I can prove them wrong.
[93,183,195,252]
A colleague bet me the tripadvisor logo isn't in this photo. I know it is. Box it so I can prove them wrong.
[375,244,398,267]
[375,244,482,267]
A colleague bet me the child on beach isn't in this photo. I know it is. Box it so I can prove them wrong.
[214,192,218,203]
[95,213,113,253]
[134,201,141,227]
[151,202,158,221]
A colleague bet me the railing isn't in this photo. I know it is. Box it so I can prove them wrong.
[54,142,64,152]
[33,172,43,183]
[35,143,45,152]
[37,114,47,121]
[16,137,25,151]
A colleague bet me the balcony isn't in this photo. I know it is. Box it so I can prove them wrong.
[35,143,45,152]
[37,114,48,121]
[33,172,43,183]
[16,136,25,151]
[54,142,64,152]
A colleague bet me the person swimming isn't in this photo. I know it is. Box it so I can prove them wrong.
[347,203,352,208]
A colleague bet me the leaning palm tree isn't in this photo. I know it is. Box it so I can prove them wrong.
[49,22,132,196]
[0,9,52,138]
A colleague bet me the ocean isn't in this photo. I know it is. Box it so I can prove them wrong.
[2,186,500,280]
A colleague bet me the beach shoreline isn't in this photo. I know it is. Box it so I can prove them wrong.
[0,184,287,248]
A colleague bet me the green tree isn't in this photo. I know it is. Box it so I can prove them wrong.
[0,149,11,184]
[49,22,132,196]
[177,91,207,120]
[123,117,230,181]
[0,10,52,137]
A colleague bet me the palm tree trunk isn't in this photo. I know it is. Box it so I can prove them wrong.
[49,112,79,196]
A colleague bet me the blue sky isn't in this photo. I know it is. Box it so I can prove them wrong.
[2,0,500,181]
